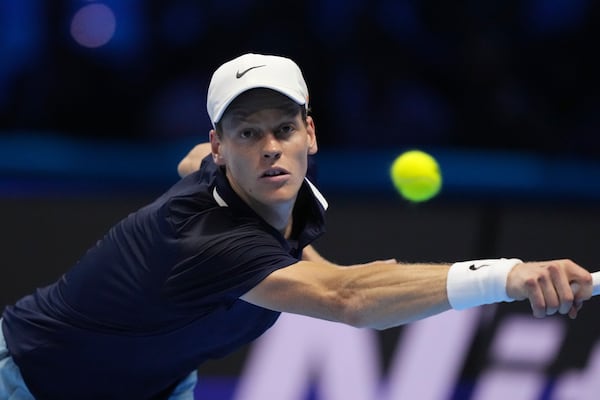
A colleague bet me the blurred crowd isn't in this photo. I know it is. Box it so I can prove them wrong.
[1,0,599,156]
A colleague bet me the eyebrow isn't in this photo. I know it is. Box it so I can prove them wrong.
[227,109,253,123]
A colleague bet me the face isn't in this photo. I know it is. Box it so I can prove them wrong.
[210,96,317,214]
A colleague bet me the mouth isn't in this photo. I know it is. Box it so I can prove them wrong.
[260,167,290,178]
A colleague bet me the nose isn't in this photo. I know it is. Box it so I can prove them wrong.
[262,134,282,160]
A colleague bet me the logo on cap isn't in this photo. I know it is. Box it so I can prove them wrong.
[236,65,266,79]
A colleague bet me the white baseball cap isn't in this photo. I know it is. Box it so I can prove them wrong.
[207,53,309,126]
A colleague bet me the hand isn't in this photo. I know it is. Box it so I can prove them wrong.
[177,143,212,178]
[506,259,593,319]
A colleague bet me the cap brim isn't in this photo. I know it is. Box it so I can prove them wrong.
[212,84,307,125]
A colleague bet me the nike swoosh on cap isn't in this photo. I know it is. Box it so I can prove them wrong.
[236,65,266,79]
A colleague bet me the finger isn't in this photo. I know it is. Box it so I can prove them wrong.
[537,268,571,315]
[553,274,575,315]
[568,300,583,320]
[563,299,576,316]
[539,274,560,316]
[568,276,593,319]
[527,281,547,318]
[570,280,593,304]
[544,264,574,316]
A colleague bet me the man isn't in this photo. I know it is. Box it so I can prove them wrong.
[0,53,594,399]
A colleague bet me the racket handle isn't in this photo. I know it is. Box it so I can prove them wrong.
[570,271,600,297]
[593,271,600,297]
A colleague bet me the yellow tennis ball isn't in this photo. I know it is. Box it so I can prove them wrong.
[390,150,442,202]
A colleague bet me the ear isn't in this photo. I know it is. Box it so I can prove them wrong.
[306,116,318,155]
[209,129,225,165]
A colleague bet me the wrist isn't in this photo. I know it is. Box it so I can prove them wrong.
[446,258,523,310]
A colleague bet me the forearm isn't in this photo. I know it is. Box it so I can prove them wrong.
[338,262,451,329]
[243,259,451,330]
[300,247,442,328]
[242,256,595,330]
[348,258,595,327]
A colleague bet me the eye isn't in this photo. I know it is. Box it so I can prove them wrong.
[239,129,257,140]
[276,124,295,138]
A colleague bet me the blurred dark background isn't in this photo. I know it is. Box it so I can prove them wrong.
[1,0,599,155]
[2,2,600,399]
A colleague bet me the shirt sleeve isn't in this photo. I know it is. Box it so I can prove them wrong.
[162,208,297,310]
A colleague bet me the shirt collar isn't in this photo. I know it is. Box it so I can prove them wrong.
[212,176,327,211]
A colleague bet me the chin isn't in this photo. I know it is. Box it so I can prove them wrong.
[265,193,296,205]
[262,187,299,205]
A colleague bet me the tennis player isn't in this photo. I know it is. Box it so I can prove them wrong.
[0,53,594,399]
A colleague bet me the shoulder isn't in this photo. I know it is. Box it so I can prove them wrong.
[154,156,221,217]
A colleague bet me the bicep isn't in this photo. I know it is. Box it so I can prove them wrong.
[240,261,346,322]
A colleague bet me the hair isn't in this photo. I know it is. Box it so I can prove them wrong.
[215,88,309,135]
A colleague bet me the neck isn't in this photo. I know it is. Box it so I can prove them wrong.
[224,171,297,236]
[251,201,294,236]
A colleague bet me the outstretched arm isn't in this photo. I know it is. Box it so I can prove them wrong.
[242,259,450,329]
[241,257,593,330]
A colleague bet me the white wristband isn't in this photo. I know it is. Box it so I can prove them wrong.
[447,258,523,310]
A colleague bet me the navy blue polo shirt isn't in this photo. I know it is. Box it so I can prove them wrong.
[1,156,327,399]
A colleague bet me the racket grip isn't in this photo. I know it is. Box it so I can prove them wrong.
[593,271,600,297]
[570,271,600,297]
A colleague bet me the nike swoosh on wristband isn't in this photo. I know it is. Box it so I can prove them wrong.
[235,65,266,78]
[469,264,490,271]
